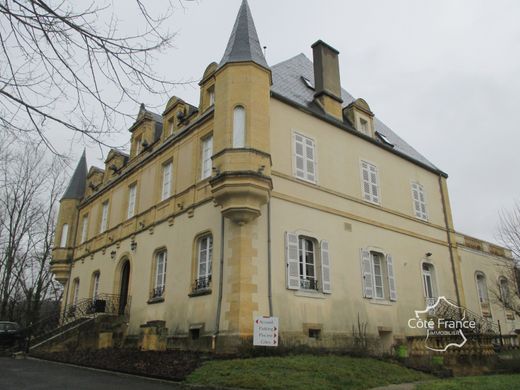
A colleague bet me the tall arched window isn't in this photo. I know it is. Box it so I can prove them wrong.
[476,272,491,317]
[151,250,167,299]
[91,271,100,301]
[499,276,510,306]
[60,223,69,247]
[422,262,438,300]
[232,106,245,148]
[72,278,80,307]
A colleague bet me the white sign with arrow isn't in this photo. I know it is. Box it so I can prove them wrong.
[253,316,279,347]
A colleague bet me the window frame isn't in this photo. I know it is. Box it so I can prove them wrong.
[72,278,80,307]
[100,201,109,233]
[200,135,213,180]
[127,183,137,219]
[91,271,100,301]
[161,161,173,201]
[285,231,331,294]
[292,131,318,184]
[60,223,69,247]
[232,105,246,148]
[421,261,438,300]
[151,250,167,299]
[360,159,381,205]
[80,214,88,243]
[298,236,317,290]
[475,271,492,317]
[411,181,428,221]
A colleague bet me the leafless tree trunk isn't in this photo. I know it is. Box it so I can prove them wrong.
[0,0,192,155]
[0,133,65,324]
[492,202,520,316]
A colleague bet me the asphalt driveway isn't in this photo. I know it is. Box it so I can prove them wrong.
[0,357,214,389]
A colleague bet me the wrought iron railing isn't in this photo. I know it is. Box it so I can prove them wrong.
[430,297,499,336]
[193,275,211,292]
[150,286,165,299]
[19,293,131,351]
[300,278,319,291]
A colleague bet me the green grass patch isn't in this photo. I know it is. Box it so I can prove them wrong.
[185,354,432,390]
[417,374,520,390]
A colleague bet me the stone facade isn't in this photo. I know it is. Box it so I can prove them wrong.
[51,0,519,354]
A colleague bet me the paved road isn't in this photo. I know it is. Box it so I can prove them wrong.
[0,357,215,390]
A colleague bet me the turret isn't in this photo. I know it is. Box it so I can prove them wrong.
[210,0,272,224]
[51,151,87,284]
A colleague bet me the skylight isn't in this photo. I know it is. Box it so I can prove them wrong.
[376,131,394,147]
[301,76,314,90]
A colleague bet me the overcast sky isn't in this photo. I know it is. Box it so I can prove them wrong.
[56,0,520,244]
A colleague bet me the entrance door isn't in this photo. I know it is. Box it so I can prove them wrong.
[119,261,130,315]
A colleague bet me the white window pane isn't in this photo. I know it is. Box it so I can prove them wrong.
[233,106,246,148]
[60,224,69,247]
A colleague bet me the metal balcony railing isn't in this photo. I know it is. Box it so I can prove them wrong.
[193,275,212,292]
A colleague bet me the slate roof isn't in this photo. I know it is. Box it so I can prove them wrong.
[271,53,442,173]
[62,150,87,200]
[218,0,268,71]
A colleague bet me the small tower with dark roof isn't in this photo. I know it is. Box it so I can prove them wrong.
[210,0,272,225]
[51,151,87,285]
[209,0,273,347]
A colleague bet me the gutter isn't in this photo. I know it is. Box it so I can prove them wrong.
[212,214,225,350]
[267,200,273,316]
[439,174,462,307]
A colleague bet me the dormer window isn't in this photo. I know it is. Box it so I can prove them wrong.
[168,119,174,137]
[359,118,369,136]
[135,136,142,155]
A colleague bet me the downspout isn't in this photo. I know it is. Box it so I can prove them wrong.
[212,214,225,351]
[267,201,273,316]
[439,175,462,307]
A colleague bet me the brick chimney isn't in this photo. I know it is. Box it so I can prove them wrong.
[312,40,343,120]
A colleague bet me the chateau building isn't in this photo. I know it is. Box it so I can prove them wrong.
[51,0,518,352]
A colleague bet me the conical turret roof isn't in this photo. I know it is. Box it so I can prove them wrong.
[218,0,268,71]
[61,150,87,200]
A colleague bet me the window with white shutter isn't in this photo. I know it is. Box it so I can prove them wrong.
[285,232,300,290]
[360,249,373,298]
[320,240,331,293]
[411,182,428,220]
[91,272,100,301]
[293,132,317,183]
[361,249,397,302]
[285,232,331,293]
[161,161,173,201]
[386,254,397,301]
[360,160,380,204]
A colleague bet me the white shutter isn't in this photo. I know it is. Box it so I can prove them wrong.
[386,254,397,301]
[369,165,380,203]
[285,232,300,290]
[320,240,331,294]
[361,249,373,298]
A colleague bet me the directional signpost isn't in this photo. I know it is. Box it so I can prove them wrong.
[253,316,279,347]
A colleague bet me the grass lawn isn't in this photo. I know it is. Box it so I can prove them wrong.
[185,354,433,390]
[417,374,520,390]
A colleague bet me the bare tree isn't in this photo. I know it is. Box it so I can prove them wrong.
[0,0,191,154]
[0,133,65,324]
[491,202,520,317]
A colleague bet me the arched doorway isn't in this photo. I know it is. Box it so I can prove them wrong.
[119,260,130,315]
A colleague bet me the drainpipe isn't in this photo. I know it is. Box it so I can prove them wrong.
[267,201,273,317]
[212,214,225,351]
[439,174,462,307]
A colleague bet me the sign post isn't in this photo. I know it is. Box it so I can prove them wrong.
[253,316,279,347]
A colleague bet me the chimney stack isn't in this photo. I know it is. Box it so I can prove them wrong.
[312,40,343,120]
